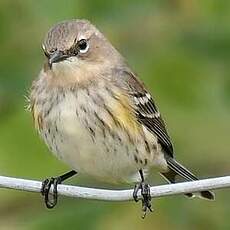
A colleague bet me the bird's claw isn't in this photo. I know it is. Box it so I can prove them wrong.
[41,176,62,209]
[133,182,153,218]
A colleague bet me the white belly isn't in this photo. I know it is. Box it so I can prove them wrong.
[40,93,140,183]
[39,90,167,183]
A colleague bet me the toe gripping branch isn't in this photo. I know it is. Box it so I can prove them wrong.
[41,169,152,216]
[41,170,77,209]
[133,170,153,218]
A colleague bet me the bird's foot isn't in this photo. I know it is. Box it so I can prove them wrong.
[41,176,62,209]
[41,170,77,209]
[133,182,153,218]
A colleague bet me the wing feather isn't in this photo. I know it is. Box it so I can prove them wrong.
[122,70,174,157]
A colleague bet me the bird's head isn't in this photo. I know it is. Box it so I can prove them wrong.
[42,19,123,85]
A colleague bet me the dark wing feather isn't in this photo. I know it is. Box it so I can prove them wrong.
[116,70,215,200]
[122,70,174,157]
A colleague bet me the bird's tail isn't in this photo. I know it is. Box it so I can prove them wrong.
[161,157,215,200]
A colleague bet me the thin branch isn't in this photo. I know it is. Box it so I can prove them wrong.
[0,175,229,201]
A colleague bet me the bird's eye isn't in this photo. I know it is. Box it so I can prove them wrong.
[77,39,89,53]
[42,44,50,58]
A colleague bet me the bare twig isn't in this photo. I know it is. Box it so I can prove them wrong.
[0,175,229,201]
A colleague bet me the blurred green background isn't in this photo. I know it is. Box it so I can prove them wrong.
[0,0,230,229]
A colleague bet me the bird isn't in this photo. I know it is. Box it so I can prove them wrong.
[29,19,214,217]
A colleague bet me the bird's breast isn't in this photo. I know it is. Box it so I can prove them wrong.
[32,83,167,183]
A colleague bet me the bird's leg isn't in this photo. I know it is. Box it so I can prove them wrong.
[41,170,77,209]
[133,169,152,218]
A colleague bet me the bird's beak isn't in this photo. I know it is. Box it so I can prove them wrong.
[48,50,69,68]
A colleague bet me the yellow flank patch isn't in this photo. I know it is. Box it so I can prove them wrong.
[108,92,140,137]
[32,103,43,131]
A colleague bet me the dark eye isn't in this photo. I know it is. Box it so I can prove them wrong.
[44,50,50,58]
[77,39,89,53]
[42,44,50,58]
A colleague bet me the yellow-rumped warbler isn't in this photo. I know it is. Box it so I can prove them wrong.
[29,19,214,216]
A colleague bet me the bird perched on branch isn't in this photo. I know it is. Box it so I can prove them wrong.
[29,19,214,217]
